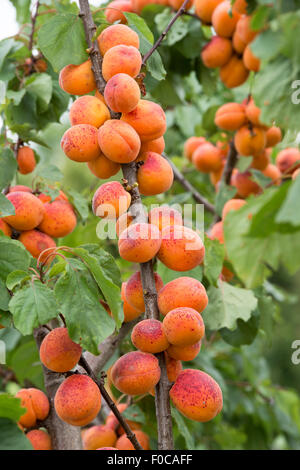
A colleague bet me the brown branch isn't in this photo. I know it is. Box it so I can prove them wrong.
[29,1,40,53]
[221,140,239,186]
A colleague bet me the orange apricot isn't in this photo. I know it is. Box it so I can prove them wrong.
[232,0,247,14]
[234,126,266,156]
[215,102,247,131]
[170,369,223,422]
[83,425,117,450]
[118,223,161,263]
[59,60,96,95]
[92,181,131,219]
[194,0,224,24]
[9,185,32,193]
[140,136,165,155]
[105,0,133,23]
[169,0,193,9]
[148,206,183,231]
[104,73,140,113]
[0,219,12,237]
[163,307,205,347]
[38,200,77,238]
[231,170,262,197]
[220,54,249,88]
[131,319,169,353]
[158,277,208,316]
[266,126,282,147]
[132,0,168,14]
[4,192,45,231]
[54,375,101,426]
[26,430,52,450]
[243,44,260,72]
[121,282,143,322]
[167,341,201,361]
[40,327,82,373]
[232,29,247,54]
[69,95,110,128]
[98,24,139,56]
[210,164,224,186]
[121,99,167,142]
[125,271,163,312]
[116,430,150,450]
[222,198,246,220]
[102,45,142,82]
[263,163,281,183]
[18,230,56,263]
[95,90,106,103]
[201,36,233,68]
[164,353,182,382]
[17,146,36,175]
[245,98,262,125]
[87,153,120,179]
[276,148,300,174]
[98,120,141,164]
[61,124,101,162]
[209,220,224,244]
[137,152,173,196]
[236,15,257,44]
[212,1,240,38]
[16,388,49,429]
[116,212,134,237]
[251,149,270,170]
[183,136,206,162]
[192,143,223,173]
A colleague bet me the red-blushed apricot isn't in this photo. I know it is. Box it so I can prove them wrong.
[170,369,223,422]
[118,223,161,263]
[276,148,300,174]
[251,149,270,170]
[116,212,134,237]
[184,136,206,162]
[137,152,173,196]
[121,100,166,142]
[194,0,223,23]
[98,120,141,164]
[111,351,161,395]
[87,153,120,179]
[245,98,262,125]
[215,103,247,131]
[39,327,82,373]
[9,185,32,193]
[16,388,49,429]
[163,307,205,347]
[26,430,52,450]
[38,200,77,238]
[4,192,45,231]
[292,168,300,180]
[192,143,223,173]
[231,170,262,197]
[234,126,266,156]
[232,29,247,54]
[167,341,201,361]
[158,225,205,272]
[165,352,182,382]
[169,0,193,9]
[102,45,142,82]
[140,136,165,155]
[148,206,183,231]
[61,124,101,162]
[121,282,143,322]
[263,163,281,183]
[236,15,257,44]
[266,126,282,147]
[158,277,208,316]
[104,73,140,114]
[125,271,163,312]
[222,198,246,220]
[243,44,260,72]
[92,181,131,219]
[82,425,117,450]
[105,403,128,431]
[131,319,169,353]
[17,146,36,175]
[70,96,110,128]
[18,230,56,263]
[132,0,168,14]
[212,1,240,38]
[59,60,96,95]
[98,24,139,56]
[54,375,101,426]
[209,221,224,244]
[220,54,249,88]
[116,430,150,450]
[201,36,233,68]
[105,0,134,23]
[0,219,12,237]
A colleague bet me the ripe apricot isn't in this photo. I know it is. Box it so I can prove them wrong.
[192,143,223,173]
[243,44,260,72]
[140,136,165,155]
[209,221,224,244]
[40,327,82,373]
[215,102,247,131]
[121,282,143,322]
[222,198,246,220]
[18,230,56,263]
[121,99,167,142]
[245,98,262,125]
[232,0,247,14]
[236,15,257,44]
[70,96,110,128]
[98,24,139,56]
[220,54,249,88]
[9,185,32,193]
[98,120,141,164]
[201,36,233,68]
[87,153,120,179]
[17,146,36,175]
[263,163,281,183]
[148,206,183,231]
[125,271,163,312]
[158,225,205,272]
[38,200,77,238]
[231,170,262,197]
[104,73,140,114]
[169,0,193,9]
[102,45,142,82]
[37,190,68,204]
[0,219,12,237]
[16,388,49,429]
[158,277,208,316]
[251,149,270,170]
[116,212,134,237]
[118,222,161,263]
[105,0,133,23]
[26,430,52,450]
[170,369,223,422]
[137,152,173,196]
[165,353,182,382]
[167,341,201,361]
[276,148,300,174]
[111,351,161,395]
[163,307,205,347]
[194,0,223,23]
[83,425,117,450]
[54,375,101,426]
[183,136,206,162]
[234,126,266,156]
[92,181,131,219]
[266,126,282,147]
[132,0,168,14]
[61,124,101,162]
[212,1,240,38]
[232,29,247,54]
[59,60,96,95]
[210,164,224,186]
[4,192,45,231]
[131,319,169,353]
[116,430,150,450]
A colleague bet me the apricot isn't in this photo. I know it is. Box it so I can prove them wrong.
[92,181,131,219]
[192,143,223,173]
[121,282,143,322]
[245,98,262,125]
[98,120,140,164]
[201,36,232,68]
[132,0,168,14]
[38,200,77,238]
[17,146,36,175]
[209,221,224,244]
[98,24,139,56]
[111,351,161,395]
[194,0,223,23]
[231,170,262,197]
[116,430,150,450]
[148,206,183,231]
[234,126,266,156]
[37,190,68,204]
[9,185,32,193]
[167,341,201,361]
[40,327,82,373]
[163,307,205,347]
[266,126,282,147]
[251,149,270,170]
[158,277,208,316]
[169,0,193,9]
[121,100,167,142]
[95,90,106,103]
[104,73,140,114]
[0,219,12,237]
[276,148,300,174]
[87,153,120,179]
[61,124,101,162]
[18,230,56,263]
[263,163,281,183]
[220,54,249,88]
[26,430,52,450]
[59,60,96,95]
[158,225,205,272]
[183,136,206,162]
[116,212,134,237]
[236,15,257,44]
[164,353,182,382]
[140,136,165,155]
[118,223,161,263]
[170,369,223,422]
[212,1,240,38]
[102,45,142,82]
[131,319,169,353]
[4,192,45,231]
[210,164,224,186]
[215,102,247,131]
[70,96,110,128]
[243,44,260,72]
[83,425,117,450]
[232,29,247,54]
[222,198,246,220]
[137,152,173,196]
[105,0,134,23]
[16,388,49,429]
[125,271,163,312]
[105,403,128,431]
[54,375,101,426]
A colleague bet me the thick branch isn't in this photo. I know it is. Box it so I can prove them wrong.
[221,140,238,186]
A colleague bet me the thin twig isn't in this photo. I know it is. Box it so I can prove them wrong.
[29,1,40,53]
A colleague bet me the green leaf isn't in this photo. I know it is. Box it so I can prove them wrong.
[203,234,225,286]
[25,73,53,113]
[8,340,44,389]
[220,311,259,347]
[9,0,31,24]
[9,281,60,335]
[0,238,31,282]
[0,39,15,70]
[36,164,63,182]
[215,181,237,216]
[122,405,146,424]
[0,279,10,311]
[155,10,189,46]
[0,418,32,450]
[276,175,300,226]
[171,407,195,450]
[0,394,26,421]
[79,244,122,288]
[6,270,30,291]
[0,193,15,217]
[6,89,26,106]
[66,189,89,222]
[0,148,18,191]
[38,13,88,72]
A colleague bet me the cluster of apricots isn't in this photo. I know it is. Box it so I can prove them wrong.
[199,0,261,88]
[16,145,36,175]
[0,185,77,262]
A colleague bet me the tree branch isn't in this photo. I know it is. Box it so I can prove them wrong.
[221,140,238,186]
[29,1,40,53]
